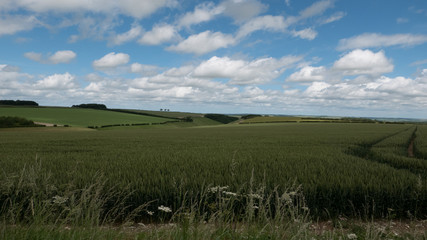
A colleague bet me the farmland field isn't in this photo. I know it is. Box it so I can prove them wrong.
[1,122,426,224]
[0,107,171,127]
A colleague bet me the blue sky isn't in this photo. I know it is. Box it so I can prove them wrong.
[1,0,427,118]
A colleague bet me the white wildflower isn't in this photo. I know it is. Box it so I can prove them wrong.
[248,193,263,199]
[52,195,68,204]
[224,191,238,197]
[209,186,229,193]
[146,210,154,216]
[158,205,172,213]
[347,233,357,239]
[282,193,292,203]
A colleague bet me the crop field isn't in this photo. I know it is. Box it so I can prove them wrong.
[0,107,171,127]
[1,122,426,226]
[240,116,342,124]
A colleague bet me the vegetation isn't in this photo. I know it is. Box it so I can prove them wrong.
[1,111,426,238]
[204,114,239,124]
[0,100,38,106]
[1,123,425,220]
[240,116,388,124]
[241,114,262,119]
[0,116,40,128]
[72,103,107,110]
[0,107,172,128]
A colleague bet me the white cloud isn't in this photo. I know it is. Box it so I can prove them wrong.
[110,24,143,45]
[164,65,195,77]
[24,50,76,64]
[178,2,221,27]
[48,50,77,64]
[332,49,394,76]
[396,17,409,24]
[291,28,318,40]
[92,52,130,70]
[24,52,43,62]
[287,66,327,82]
[298,0,334,19]
[130,63,160,76]
[193,55,302,85]
[0,64,20,72]
[321,11,346,24]
[0,15,39,36]
[337,33,427,51]
[236,15,287,39]
[220,0,267,22]
[34,72,77,90]
[167,31,236,55]
[6,0,176,19]
[139,24,179,45]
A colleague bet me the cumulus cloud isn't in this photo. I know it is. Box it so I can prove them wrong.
[110,24,143,45]
[220,0,267,22]
[332,49,394,76]
[139,24,179,45]
[48,50,77,64]
[4,0,176,19]
[321,11,346,24]
[291,28,318,40]
[92,52,130,70]
[236,15,287,39]
[286,49,394,83]
[24,52,43,62]
[299,0,334,19]
[193,55,302,85]
[167,31,236,55]
[130,63,160,76]
[24,50,76,64]
[0,15,39,36]
[337,33,427,51]
[287,66,327,82]
[34,72,77,90]
[178,2,222,27]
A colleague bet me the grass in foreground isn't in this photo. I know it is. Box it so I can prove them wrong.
[1,162,425,239]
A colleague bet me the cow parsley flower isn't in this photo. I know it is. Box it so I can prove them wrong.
[158,205,172,213]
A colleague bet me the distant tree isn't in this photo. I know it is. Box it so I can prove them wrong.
[160,109,163,111]
[241,114,262,119]
[0,116,39,128]
[0,100,39,106]
[182,116,193,122]
[204,114,239,124]
[72,103,107,110]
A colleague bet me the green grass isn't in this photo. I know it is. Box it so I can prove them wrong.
[1,122,427,238]
[119,109,204,118]
[240,116,335,124]
[0,107,172,127]
[1,123,425,219]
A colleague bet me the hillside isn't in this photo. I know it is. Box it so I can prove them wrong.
[0,107,172,128]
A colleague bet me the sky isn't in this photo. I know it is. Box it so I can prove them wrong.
[1,0,427,118]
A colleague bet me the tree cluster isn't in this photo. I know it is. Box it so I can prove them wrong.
[72,103,107,110]
[204,114,239,124]
[0,100,39,106]
[0,116,40,128]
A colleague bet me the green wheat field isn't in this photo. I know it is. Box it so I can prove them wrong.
[1,106,426,239]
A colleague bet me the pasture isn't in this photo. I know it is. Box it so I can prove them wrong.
[0,107,171,127]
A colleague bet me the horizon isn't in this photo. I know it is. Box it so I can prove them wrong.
[1,0,427,118]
